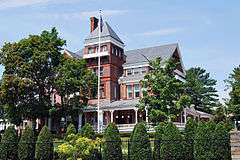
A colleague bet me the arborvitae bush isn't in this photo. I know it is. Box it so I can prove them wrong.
[35,125,53,160]
[214,122,231,160]
[0,126,18,160]
[184,118,197,160]
[161,122,184,160]
[153,123,165,160]
[64,123,76,140]
[129,122,152,160]
[102,123,122,160]
[80,123,95,139]
[18,126,35,160]
[194,121,216,160]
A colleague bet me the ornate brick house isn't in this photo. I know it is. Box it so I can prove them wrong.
[61,17,211,132]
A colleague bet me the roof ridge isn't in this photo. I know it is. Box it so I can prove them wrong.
[125,43,178,53]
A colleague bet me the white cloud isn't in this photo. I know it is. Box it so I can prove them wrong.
[0,0,50,10]
[137,28,185,36]
[37,10,128,20]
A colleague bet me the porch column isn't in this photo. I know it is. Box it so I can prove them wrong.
[145,106,149,123]
[78,113,83,132]
[135,109,138,124]
[110,110,114,123]
[99,110,103,132]
[184,108,187,123]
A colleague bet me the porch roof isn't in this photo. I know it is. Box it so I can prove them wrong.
[84,99,139,112]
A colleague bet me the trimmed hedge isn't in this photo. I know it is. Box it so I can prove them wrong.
[129,122,152,160]
[35,125,53,160]
[184,118,197,160]
[153,122,165,160]
[80,123,95,139]
[18,126,35,160]
[102,123,122,160]
[161,122,184,160]
[0,126,18,160]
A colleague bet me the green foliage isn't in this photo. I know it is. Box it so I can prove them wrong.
[185,67,218,113]
[57,134,101,160]
[18,126,35,160]
[194,121,216,160]
[0,28,66,125]
[153,123,165,160]
[35,125,53,160]
[55,58,97,115]
[102,123,122,160]
[227,65,240,119]
[0,126,18,160]
[64,123,76,141]
[213,103,227,123]
[80,123,96,139]
[140,58,190,123]
[160,122,184,160]
[184,118,197,160]
[129,122,152,160]
[213,122,231,160]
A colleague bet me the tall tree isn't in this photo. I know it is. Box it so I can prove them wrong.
[0,28,66,126]
[140,58,191,123]
[185,67,218,113]
[226,65,240,120]
[54,58,97,120]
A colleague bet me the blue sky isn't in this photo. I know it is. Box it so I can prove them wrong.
[0,0,240,101]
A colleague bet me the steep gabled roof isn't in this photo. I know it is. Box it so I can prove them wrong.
[84,22,124,45]
[63,49,82,59]
[124,43,178,67]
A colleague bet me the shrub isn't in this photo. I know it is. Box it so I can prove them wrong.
[214,122,231,160]
[102,123,122,160]
[18,126,35,160]
[184,118,197,160]
[57,134,101,160]
[194,121,216,160]
[153,123,165,160]
[0,126,18,160]
[129,122,152,160]
[80,123,95,139]
[161,122,184,160]
[35,125,53,160]
[64,123,76,140]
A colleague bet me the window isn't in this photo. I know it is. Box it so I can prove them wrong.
[100,84,105,98]
[88,48,94,54]
[141,68,147,74]
[127,85,133,99]
[100,67,104,76]
[134,84,140,98]
[102,45,107,52]
[127,69,132,76]
[133,68,141,75]
[92,67,103,76]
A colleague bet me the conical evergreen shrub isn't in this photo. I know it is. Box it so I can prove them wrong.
[214,122,231,160]
[161,122,184,160]
[18,126,35,160]
[153,122,165,160]
[184,118,197,160]
[80,123,95,139]
[0,126,18,160]
[35,125,53,160]
[64,123,76,140]
[129,122,152,160]
[102,123,122,160]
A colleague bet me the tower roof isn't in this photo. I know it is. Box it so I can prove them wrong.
[84,22,124,46]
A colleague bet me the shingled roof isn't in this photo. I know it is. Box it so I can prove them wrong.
[84,22,124,45]
[123,43,178,68]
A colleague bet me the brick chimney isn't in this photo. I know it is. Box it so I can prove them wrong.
[90,17,98,32]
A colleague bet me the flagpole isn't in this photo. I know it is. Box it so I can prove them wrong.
[97,9,102,133]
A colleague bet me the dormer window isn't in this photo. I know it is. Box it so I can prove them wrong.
[134,84,140,98]
[127,85,133,99]
[127,69,132,76]
[102,45,107,52]
[88,48,94,54]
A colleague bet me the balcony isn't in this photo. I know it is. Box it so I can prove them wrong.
[83,51,109,59]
